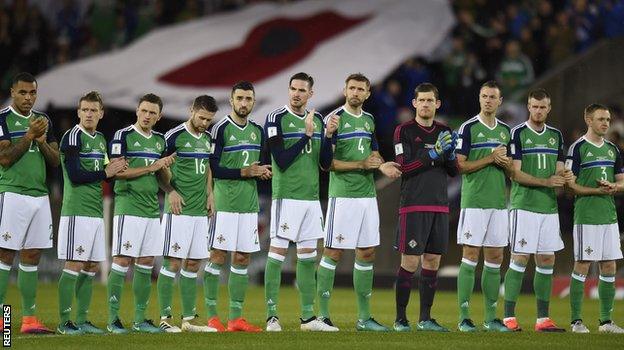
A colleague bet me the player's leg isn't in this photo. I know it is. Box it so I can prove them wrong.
[108,215,132,332]
[395,254,419,331]
[570,224,596,333]
[73,216,105,334]
[456,208,486,331]
[533,253,564,332]
[75,262,101,333]
[204,248,226,331]
[597,222,624,333]
[503,209,534,330]
[295,201,326,330]
[178,216,213,333]
[0,248,16,311]
[131,217,162,333]
[57,260,85,335]
[318,197,348,323]
[354,197,386,331]
[265,241,287,331]
[481,209,509,332]
[18,194,54,333]
[226,212,261,332]
[503,253,528,331]
[597,260,622,333]
[157,256,181,332]
[204,212,226,330]
[532,212,565,332]
[416,212,449,332]
[570,260,591,333]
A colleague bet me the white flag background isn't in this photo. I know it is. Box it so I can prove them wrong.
[34,0,454,123]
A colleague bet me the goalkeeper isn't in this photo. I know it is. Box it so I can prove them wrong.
[392,83,459,332]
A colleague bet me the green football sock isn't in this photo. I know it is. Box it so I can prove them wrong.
[180,270,198,318]
[157,266,176,318]
[534,266,554,318]
[353,259,373,321]
[317,256,337,319]
[17,263,38,317]
[569,273,585,322]
[58,269,78,323]
[457,259,476,321]
[482,263,501,323]
[0,261,11,306]
[228,265,249,320]
[264,253,284,318]
[133,264,153,323]
[75,270,95,324]
[598,275,616,323]
[297,254,317,320]
[203,262,222,318]
[503,262,525,318]
[107,264,128,324]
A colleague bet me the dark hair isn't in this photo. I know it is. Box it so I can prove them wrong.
[192,95,218,113]
[345,73,370,89]
[528,88,550,101]
[79,91,104,109]
[231,81,255,96]
[138,93,163,112]
[584,103,609,117]
[289,72,314,89]
[414,82,439,100]
[12,72,37,86]
[480,80,500,91]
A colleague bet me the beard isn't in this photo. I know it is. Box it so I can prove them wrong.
[347,97,363,108]
[234,106,251,118]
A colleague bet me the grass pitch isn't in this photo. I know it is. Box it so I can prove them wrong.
[6,282,623,349]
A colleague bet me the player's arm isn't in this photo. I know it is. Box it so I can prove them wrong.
[265,111,311,170]
[393,126,433,177]
[64,148,125,184]
[110,133,174,179]
[0,117,46,168]
[457,149,505,174]
[319,113,337,171]
[511,160,566,187]
[564,145,604,195]
[206,163,215,216]
[595,148,624,194]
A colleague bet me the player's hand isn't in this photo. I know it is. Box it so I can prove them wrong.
[325,114,340,138]
[561,169,575,183]
[445,131,459,160]
[597,179,618,194]
[546,174,566,188]
[429,131,452,160]
[242,161,272,178]
[361,154,382,170]
[379,161,402,178]
[26,117,47,141]
[151,154,176,171]
[565,173,577,185]
[206,192,215,217]
[490,146,507,164]
[304,109,316,137]
[105,157,128,178]
[168,190,185,215]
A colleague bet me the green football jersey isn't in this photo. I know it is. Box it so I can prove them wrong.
[265,105,323,200]
[110,125,166,218]
[210,116,263,213]
[327,106,377,198]
[164,123,213,216]
[457,115,511,209]
[0,106,56,196]
[567,137,623,225]
[510,123,564,213]
[60,125,108,217]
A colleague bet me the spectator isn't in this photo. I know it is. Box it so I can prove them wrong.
[496,40,534,101]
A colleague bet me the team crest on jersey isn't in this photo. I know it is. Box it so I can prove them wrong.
[608,149,614,157]
[250,132,257,141]
[549,138,556,146]
[156,142,163,151]
[364,122,370,131]
[408,240,417,248]
[500,132,506,140]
